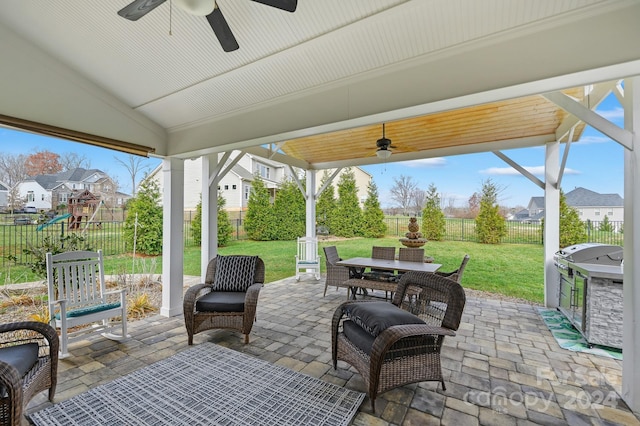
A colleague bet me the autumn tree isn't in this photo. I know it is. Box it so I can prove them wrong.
[467,192,480,218]
[361,181,387,238]
[331,168,362,238]
[25,150,62,176]
[475,178,506,244]
[390,175,417,215]
[421,183,446,241]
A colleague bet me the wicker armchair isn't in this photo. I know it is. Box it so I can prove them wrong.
[0,321,58,426]
[435,254,470,284]
[332,272,466,412]
[184,255,265,345]
[323,246,352,297]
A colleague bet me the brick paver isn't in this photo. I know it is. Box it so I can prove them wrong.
[25,276,640,425]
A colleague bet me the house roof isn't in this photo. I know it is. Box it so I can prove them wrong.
[1,1,639,169]
[565,187,624,207]
[28,168,108,191]
[528,197,545,211]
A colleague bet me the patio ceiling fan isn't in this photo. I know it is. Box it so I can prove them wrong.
[375,123,396,159]
[118,0,297,52]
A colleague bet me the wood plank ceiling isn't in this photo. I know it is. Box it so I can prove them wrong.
[280,88,586,168]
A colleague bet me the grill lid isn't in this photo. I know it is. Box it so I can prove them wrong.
[555,243,623,265]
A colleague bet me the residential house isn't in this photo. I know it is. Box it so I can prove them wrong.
[146,152,372,214]
[15,168,129,211]
[519,187,623,225]
[0,181,7,211]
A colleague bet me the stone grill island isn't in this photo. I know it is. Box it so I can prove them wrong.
[555,243,624,350]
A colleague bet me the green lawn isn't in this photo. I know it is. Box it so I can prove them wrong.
[2,237,545,304]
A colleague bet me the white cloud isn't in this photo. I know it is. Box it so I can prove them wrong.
[577,135,612,145]
[480,166,580,176]
[400,158,447,168]
[598,107,624,121]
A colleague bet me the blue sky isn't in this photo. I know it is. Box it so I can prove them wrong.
[0,94,624,207]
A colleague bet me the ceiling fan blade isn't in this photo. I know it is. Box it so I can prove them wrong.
[206,7,239,52]
[251,0,297,12]
[118,0,166,21]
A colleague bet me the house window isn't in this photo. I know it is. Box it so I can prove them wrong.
[232,184,237,190]
[608,210,613,216]
[27,191,35,202]
[257,164,270,179]
[244,185,250,200]
[578,210,583,216]
[224,185,229,190]
[41,194,45,201]
[595,209,600,216]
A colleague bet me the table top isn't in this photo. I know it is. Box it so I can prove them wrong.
[337,257,442,273]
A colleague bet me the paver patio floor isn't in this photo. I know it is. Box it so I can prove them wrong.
[26,276,640,425]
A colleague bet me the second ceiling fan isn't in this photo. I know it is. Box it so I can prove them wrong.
[375,123,396,159]
[118,0,297,52]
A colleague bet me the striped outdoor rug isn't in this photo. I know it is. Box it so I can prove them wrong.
[29,342,364,426]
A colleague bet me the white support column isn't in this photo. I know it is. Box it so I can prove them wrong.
[161,157,184,317]
[622,77,640,415]
[543,141,560,308]
[306,170,316,238]
[201,154,219,279]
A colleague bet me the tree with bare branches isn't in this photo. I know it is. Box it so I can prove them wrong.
[114,154,150,196]
[389,175,417,215]
[0,153,28,187]
[60,152,91,171]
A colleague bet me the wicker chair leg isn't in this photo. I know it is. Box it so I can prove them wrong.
[188,334,193,345]
[49,387,55,401]
[441,381,446,391]
[244,334,249,344]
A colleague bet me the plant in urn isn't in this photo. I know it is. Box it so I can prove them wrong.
[400,217,427,248]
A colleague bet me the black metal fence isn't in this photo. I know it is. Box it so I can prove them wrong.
[383,217,624,246]
[0,217,624,268]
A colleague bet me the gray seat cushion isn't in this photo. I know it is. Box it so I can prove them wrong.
[343,320,437,359]
[0,342,39,378]
[343,301,425,337]
[196,291,246,313]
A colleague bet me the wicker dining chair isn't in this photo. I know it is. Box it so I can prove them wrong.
[332,272,466,412]
[323,246,352,297]
[398,247,425,262]
[184,255,265,344]
[435,254,470,284]
[0,321,59,426]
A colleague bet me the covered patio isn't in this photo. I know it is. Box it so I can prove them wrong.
[3,0,640,420]
[27,276,637,425]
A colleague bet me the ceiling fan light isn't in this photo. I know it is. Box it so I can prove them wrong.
[376,149,392,159]
[174,0,216,16]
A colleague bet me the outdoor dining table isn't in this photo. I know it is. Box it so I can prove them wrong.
[337,257,442,299]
